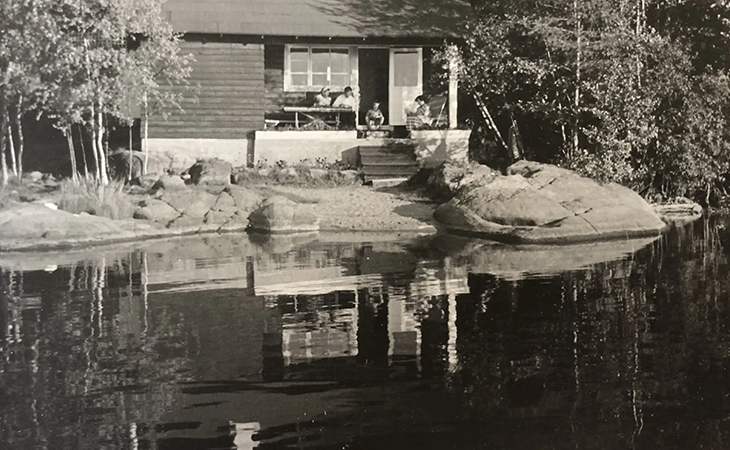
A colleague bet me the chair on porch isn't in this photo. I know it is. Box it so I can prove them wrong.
[405,95,447,131]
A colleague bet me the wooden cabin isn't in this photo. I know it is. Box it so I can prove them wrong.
[149,0,473,178]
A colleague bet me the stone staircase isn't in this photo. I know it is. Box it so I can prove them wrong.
[359,142,419,184]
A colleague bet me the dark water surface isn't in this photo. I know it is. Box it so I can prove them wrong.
[2,217,730,450]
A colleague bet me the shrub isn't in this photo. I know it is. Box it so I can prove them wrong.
[233,159,361,188]
[56,177,136,220]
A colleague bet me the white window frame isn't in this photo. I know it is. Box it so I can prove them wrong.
[284,45,352,92]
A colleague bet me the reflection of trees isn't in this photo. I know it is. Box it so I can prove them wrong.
[0,253,193,450]
[2,218,730,449]
[454,216,730,449]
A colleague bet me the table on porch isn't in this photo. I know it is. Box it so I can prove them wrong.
[283,106,355,130]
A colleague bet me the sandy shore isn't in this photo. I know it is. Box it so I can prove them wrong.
[256,185,438,232]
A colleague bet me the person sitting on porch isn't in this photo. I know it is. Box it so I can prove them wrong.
[409,95,432,129]
[313,87,332,107]
[366,101,385,130]
[332,86,357,110]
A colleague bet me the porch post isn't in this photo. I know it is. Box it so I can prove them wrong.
[447,44,459,129]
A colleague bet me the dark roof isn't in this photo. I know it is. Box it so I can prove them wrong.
[162,0,471,38]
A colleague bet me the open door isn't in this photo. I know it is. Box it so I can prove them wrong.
[389,48,422,126]
[359,49,390,126]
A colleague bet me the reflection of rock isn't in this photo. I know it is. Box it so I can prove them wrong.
[433,234,659,279]
[248,231,319,254]
[247,196,320,233]
[434,160,667,243]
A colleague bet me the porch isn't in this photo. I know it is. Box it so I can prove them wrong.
[257,43,468,179]
[254,129,471,182]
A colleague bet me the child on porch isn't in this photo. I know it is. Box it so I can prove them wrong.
[366,101,385,130]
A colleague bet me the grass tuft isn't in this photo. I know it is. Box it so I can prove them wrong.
[56,176,136,220]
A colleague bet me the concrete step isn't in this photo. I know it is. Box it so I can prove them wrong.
[360,156,419,166]
[359,145,415,155]
[359,144,419,183]
[362,165,420,178]
[368,177,409,188]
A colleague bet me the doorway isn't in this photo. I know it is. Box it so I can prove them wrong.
[358,49,390,126]
[389,48,423,126]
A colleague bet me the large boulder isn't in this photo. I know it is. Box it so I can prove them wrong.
[133,199,180,224]
[434,160,668,243]
[426,161,499,200]
[151,174,186,191]
[109,150,143,180]
[188,159,232,186]
[247,196,319,233]
[224,185,263,213]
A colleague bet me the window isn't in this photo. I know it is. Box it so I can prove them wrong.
[286,46,351,91]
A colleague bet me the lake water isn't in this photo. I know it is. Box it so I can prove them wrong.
[2,217,730,450]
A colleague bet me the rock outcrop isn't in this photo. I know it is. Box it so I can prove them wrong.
[426,161,500,200]
[134,185,262,230]
[0,203,161,250]
[151,174,186,191]
[434,160,668,243]
[188,159,232,186]
[247,196,319,233]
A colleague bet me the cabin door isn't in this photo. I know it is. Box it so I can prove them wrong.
[389,48,423,126]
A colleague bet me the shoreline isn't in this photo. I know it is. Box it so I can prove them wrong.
[0,184,440,253]
[0,182,708,254]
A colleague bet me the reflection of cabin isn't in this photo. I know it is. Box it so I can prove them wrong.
[148,0,473,177]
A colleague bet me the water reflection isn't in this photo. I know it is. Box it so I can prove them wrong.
[1,217,729,450]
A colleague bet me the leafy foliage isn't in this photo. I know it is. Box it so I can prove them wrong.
[461,0,730,203]
[0,0,192,186]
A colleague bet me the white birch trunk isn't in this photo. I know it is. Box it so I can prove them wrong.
[95,104,108,185]
[66,126,78,183]
[143,93,149,175]
[1,103,8,187]
[77,124,89,179]
[15,95,23,177]
[90,107,101,183]
[572,0,582,160]
[7,124,17,177]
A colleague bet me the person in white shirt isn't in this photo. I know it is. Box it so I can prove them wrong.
[332,86,357,109]
[313,87,332,107]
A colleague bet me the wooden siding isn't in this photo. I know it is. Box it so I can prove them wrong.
[149,41,265,139]
[264,45,306,115]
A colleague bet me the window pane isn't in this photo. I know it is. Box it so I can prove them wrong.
[311,49,329,73]
[330,74,349,87]
[394,51,419,87]
[290,74,308,86]
[312,73,328,87]
[289,48,309,74]
[330,49,349,73]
